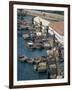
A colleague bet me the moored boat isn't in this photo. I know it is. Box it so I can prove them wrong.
[27,58,34,64]
[26,41,36,49]
[18,55,28,62]
[36,62,47,72]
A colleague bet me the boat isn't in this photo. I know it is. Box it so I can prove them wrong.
[33,57,41,64]
[56,75,63,79]
[22,33,30,40]
[35,43,44,49]
[40,56,47,62]
[26,41,36,49]
[27,58,34,64]
[43,42,51,49]
[50,74,56,79]
[37,62,47,72]
[18,55,28,62]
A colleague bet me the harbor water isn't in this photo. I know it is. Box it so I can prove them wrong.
[17,34,48,81]
[17,15,48,81]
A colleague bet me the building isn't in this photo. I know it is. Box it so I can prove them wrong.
[34,16,50,31]
[34,16,64,44]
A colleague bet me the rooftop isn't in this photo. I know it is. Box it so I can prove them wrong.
[49,22,64,36]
